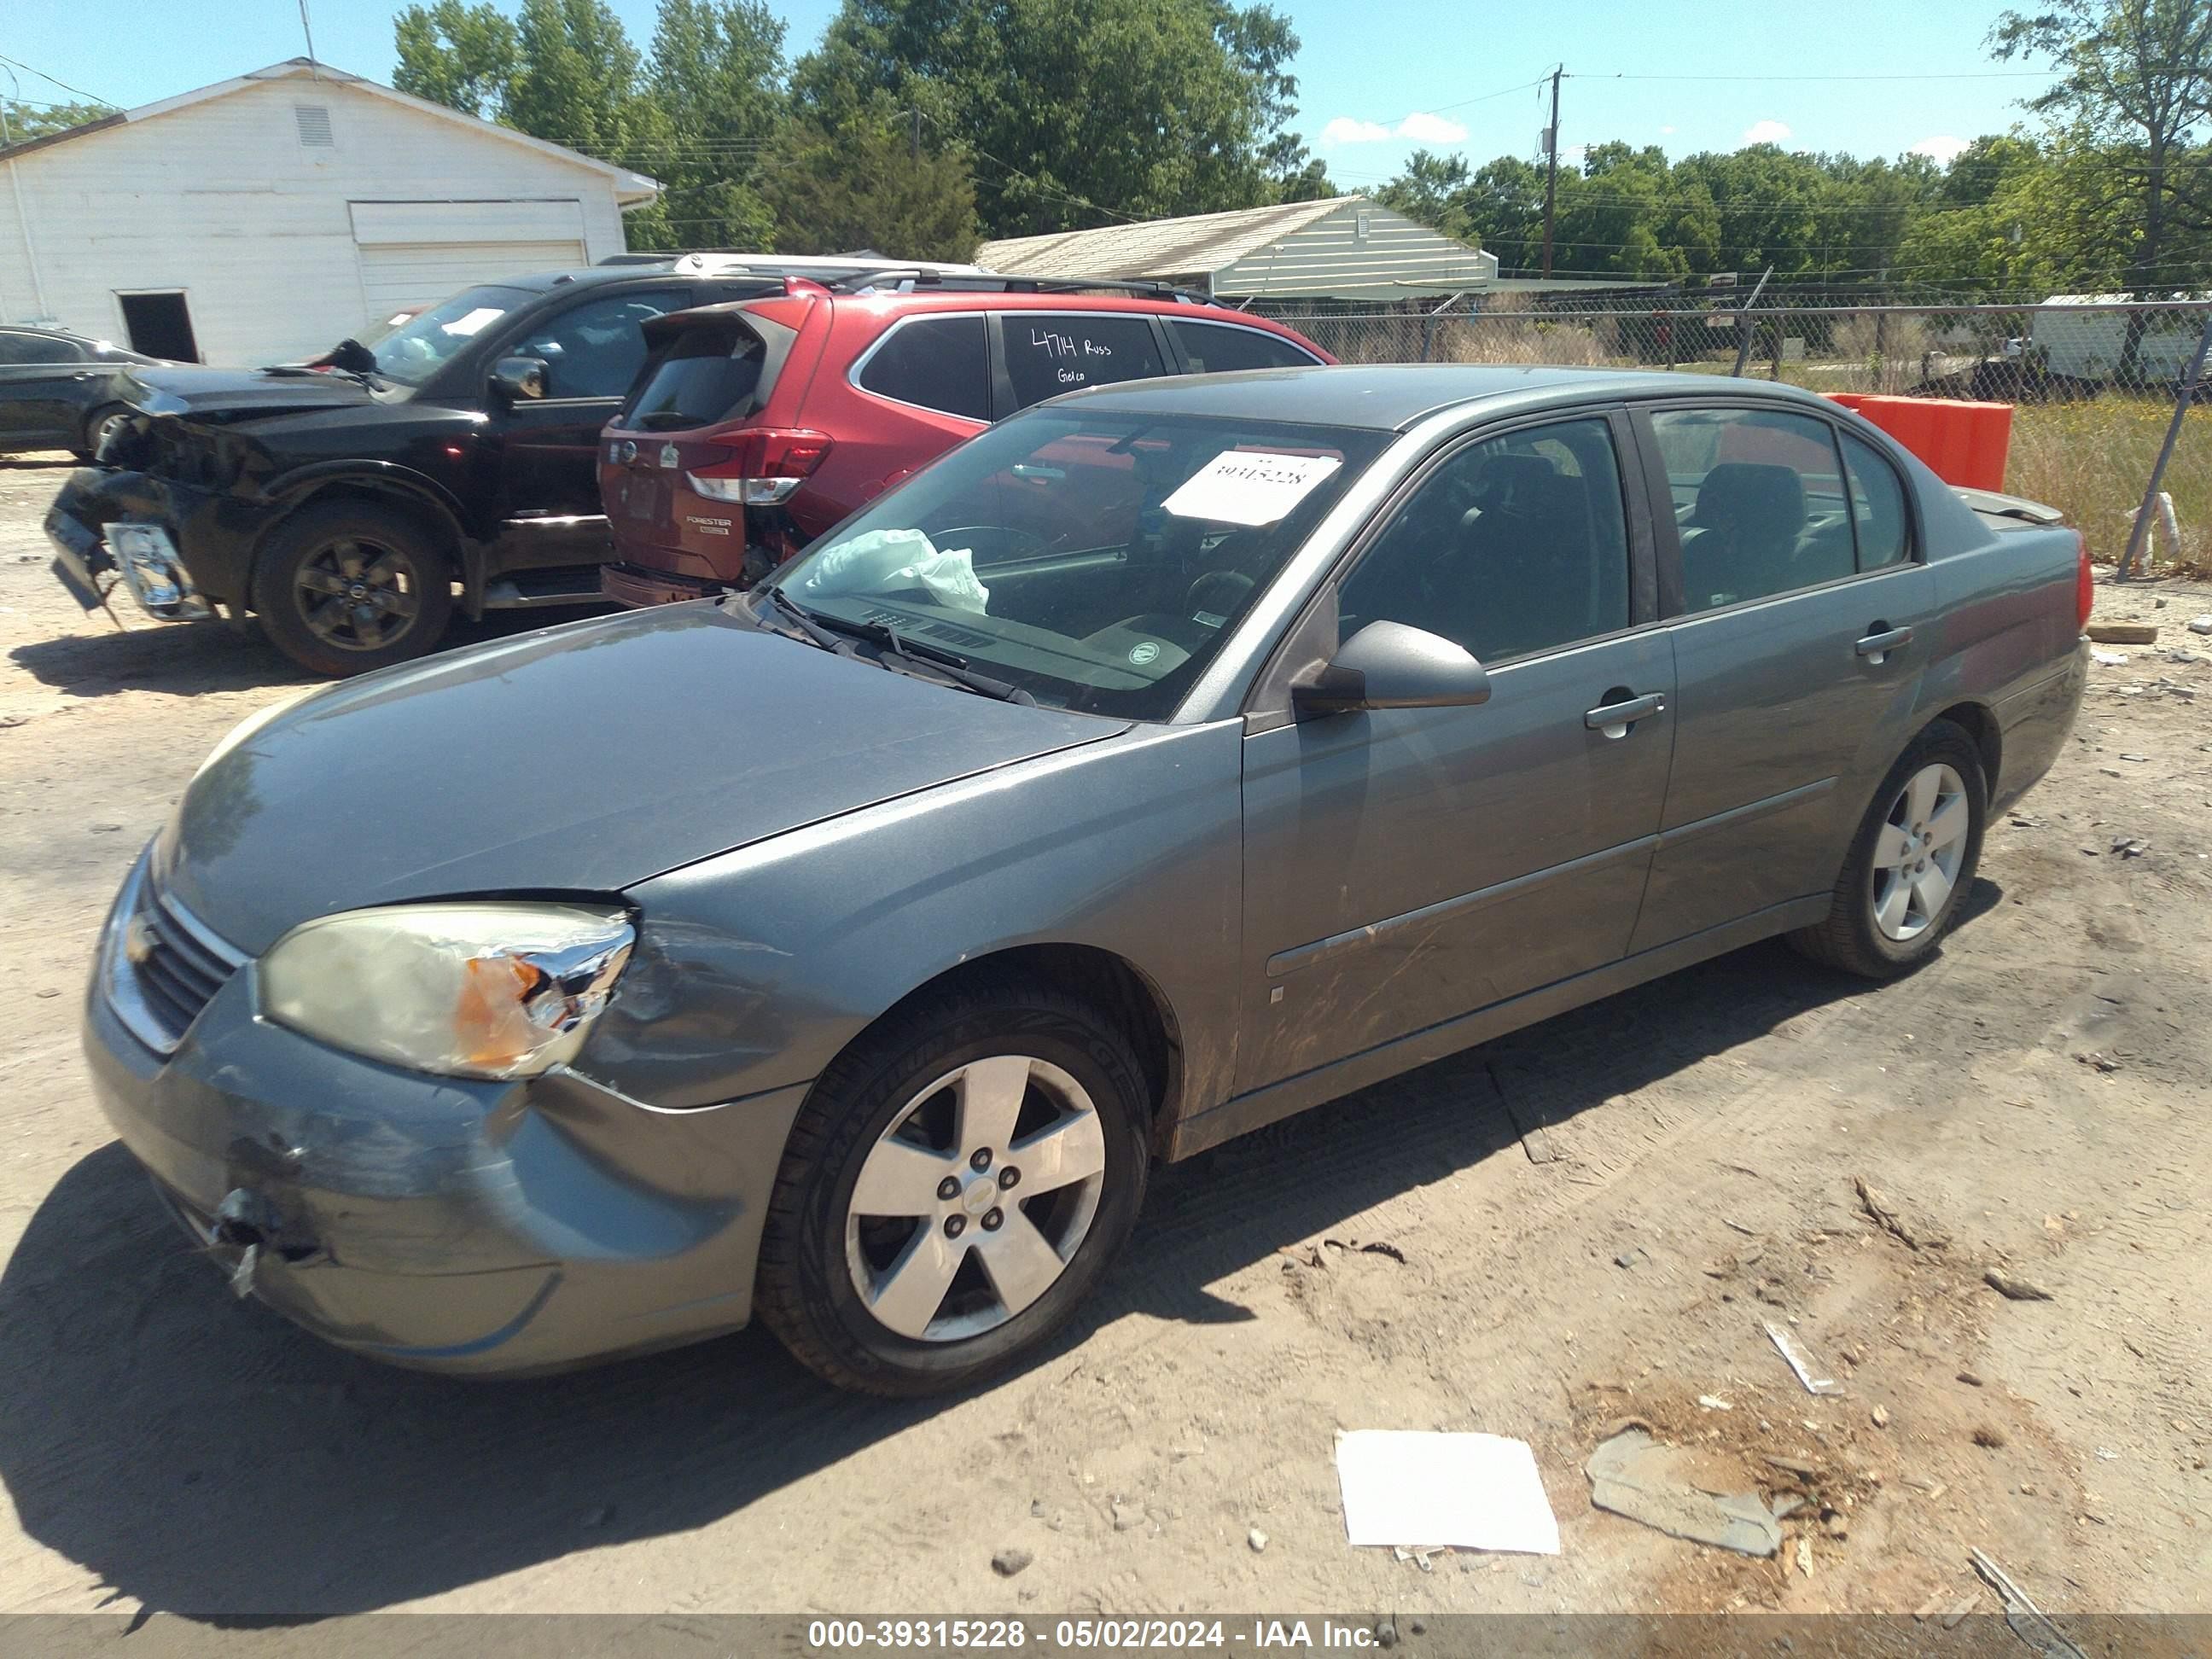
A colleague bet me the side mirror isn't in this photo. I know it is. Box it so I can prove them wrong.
[491,356,550,403]
[1292,620,1493,716]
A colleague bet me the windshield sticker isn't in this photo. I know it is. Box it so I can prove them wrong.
[1127,640,1161,667]
[440,306,504,338]
[1162,451,1342,527]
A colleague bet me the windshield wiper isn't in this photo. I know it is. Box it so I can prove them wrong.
[808,611,1036,705]
[751,585,853,654]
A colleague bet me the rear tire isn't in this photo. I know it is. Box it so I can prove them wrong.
[73,403,131,463]
[754,976,1151,1396]
[250,502,454,678]
[1790,719,1987,979]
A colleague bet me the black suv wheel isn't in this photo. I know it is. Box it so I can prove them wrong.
[251,503,455,677]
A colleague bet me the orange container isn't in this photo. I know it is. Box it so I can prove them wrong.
[1823,393,2012,492]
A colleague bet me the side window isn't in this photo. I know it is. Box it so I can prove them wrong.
[856,316,991,421]
[1003,314,1167,408]
[513,289,683,400]
[1840,430,1911,570]
[1169,321,1318,375]
[1338,416,1633,665]
[0,331,79,365]
[1649,407,1855,610]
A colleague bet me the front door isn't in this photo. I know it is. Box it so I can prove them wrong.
[493,286,687,568]
[0,330,89,448]
[1238,412,1676,1093]
[1629,404,1936,952]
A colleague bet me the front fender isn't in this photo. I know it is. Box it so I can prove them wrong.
[583,720,1248,1133]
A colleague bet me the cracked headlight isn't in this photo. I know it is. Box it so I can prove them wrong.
[260,902,635,1079]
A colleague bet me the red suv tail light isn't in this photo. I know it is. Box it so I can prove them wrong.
[686,428,833,504]
[2074,528,2093,632]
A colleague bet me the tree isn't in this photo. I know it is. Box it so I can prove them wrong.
[635,0,788,250]
[393,1,519,119]
[1989,0,2212,290]
[790,0,1307,235]
[762,115,979,259]
[0,99,119,145]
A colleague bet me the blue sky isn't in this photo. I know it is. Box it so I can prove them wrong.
[4,0,2059,178]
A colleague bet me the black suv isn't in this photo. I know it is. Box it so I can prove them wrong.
[44,256,972,675]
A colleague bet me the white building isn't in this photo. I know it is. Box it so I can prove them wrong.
[978,196,1499,302]
[0,59,658,364]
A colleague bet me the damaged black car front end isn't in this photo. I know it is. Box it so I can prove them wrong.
[44,369,378,625]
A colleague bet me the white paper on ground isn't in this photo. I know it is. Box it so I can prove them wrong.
[1161,451,1342,527]
[1333,1429,1561,1555]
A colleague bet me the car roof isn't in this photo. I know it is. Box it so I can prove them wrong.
[1054,362,1842,431]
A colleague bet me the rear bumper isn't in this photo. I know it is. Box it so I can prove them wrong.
[83,847,810,1377]
[601,561,728,608]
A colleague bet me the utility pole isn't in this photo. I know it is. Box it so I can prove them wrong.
[1540,65,1563,280]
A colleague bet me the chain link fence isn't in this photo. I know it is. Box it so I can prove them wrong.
[1249,298,2212,573]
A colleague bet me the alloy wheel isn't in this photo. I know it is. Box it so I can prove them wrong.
[90,410,132,455]
[844,1055,1107,1342]
[1868,761,1970,942]
[291,538,423,653]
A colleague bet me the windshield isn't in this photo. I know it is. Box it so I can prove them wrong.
[765,409,1388,720]
[363,285,531,386]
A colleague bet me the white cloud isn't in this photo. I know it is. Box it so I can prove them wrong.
[1395,111,1470,144]
[1911,134,1970,165]
[1742,119,1793,146]
[1659,124,1678,136]
[1320,117,1393,145]
[1319,110,1473,148]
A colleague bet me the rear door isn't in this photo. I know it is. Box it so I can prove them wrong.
[492,285,689,567]
[1237,410,1675,1091]
[1628,401,1936,952]
[0,330,89,448]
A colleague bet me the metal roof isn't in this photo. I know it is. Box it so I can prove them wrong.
[977,197,1359,282]
[1050,362,1837,433]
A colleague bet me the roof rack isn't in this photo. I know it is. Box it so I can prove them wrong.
[824,269,1230,308]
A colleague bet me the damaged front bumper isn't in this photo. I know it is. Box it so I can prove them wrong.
[46,466,241,623]
[82,846,810,1377]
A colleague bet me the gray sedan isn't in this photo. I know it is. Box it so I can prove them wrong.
[81,365,2087,1393]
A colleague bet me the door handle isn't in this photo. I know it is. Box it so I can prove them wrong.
[1856,625,1913,663]
[1585,692,1665,735]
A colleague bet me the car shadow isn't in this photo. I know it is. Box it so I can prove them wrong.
[0,911,1992,1620]
[9,607,619,700]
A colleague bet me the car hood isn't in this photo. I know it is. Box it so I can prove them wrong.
[122,364,382,421]
[159,603,1130,955]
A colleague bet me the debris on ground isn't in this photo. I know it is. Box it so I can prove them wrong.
[1584,1429,1782,1558]
[1970,1548,2090,1659]
[2091,649,2131,666]
[2110,836,2151,859]
[1871,1405,1890,1428]
[2190,614,2212,634]
[1359,1242,1408,1264]
[1335,1430,1560,1555]
[1248,1527,1269,1553]
[1854,1175,1946,1249]
[2075,1051,2124,1074]
[1697,1394,1734,1412]
[1958,1371,1985,1388]
[992,1547,1033,1577]
[1795,1536,1814,1577]
[2086,622,2158,643]
[1974,1425,2009,1449]
[1766,1321,1844,1395]
[1987,1267,2056,1301]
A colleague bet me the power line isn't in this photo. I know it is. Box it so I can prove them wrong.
[0,54,118,109]
[1580,68,2056,83]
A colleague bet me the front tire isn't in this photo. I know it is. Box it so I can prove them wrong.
[1790,719,1988,978]
[74,403,132,462]
[755,977,1151,1396]
[250,503,454,677]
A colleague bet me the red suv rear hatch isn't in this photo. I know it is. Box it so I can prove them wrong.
[599,294,825,605]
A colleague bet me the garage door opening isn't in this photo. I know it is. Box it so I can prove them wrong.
[118,292,201,363]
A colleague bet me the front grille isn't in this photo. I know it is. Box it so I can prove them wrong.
[107,865,246,1055]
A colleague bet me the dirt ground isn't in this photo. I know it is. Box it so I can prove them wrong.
[0,449,2206,1627]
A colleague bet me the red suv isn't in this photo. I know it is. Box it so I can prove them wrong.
[596,276,1333,605]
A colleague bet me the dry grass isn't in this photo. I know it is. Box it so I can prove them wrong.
[2006,399,2212,573]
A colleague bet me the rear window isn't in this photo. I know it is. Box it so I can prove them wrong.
[854,316,991,421]
[1004,314,1167,408]
[624,323,768,431]
[1169,321,1318,374]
